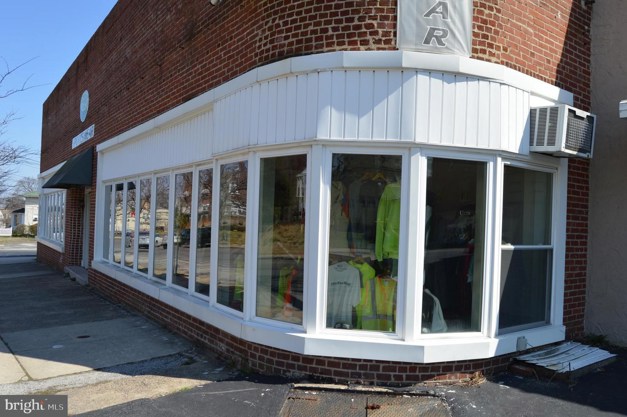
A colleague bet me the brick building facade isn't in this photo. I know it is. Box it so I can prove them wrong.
[38,0,593,383]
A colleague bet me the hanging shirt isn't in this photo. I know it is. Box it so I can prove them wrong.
[375,183,401,261]
[326,262,361,328]
[349,260,376,329]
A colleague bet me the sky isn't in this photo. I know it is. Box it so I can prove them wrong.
[0,0,117,186]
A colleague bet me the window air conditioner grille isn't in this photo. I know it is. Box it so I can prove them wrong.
[565,109,595,154]
[547,109,558,147]
[529,105,596,159]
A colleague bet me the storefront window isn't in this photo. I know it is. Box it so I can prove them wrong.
[113,183,124,264]
[153,175,169,281]
[326,154,402,332]
[217,161,248,312]
[422,158,486,333]
[102,185,112,260]
[195,168,213,296]
[125,181,136,269]
[137,178,152,274]
[172,172,193,289]
[256,155,307,324]
[499,166,553,332]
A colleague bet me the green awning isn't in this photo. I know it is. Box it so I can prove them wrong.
[42,147,93,189]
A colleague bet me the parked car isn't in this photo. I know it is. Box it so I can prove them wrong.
[137,232,164,249]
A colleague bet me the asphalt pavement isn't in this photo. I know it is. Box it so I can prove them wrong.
[1,238,626,416]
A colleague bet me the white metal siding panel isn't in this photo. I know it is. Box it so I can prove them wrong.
[454,76,468,146]
[306,73,319,140]
[295,75,308,141]
[101,111,212,181]
[316,72,331,140]
[415,72,431,144]
[344,71,360,140]
[387,71,402,141]
[330,70,346,140]
[440,73,456,145]
[101,69,531,181]
[373,71,389,140]
[428,73,444,144]
[400,71,417,141]
[489,82,502,150]
[257,82,269,146]
[465,78,480,148]
[285,76,298,142]
[276,77,288,144]
[358,71,374,140]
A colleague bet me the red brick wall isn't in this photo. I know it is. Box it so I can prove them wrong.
[41,0,592,170]
[89,268,513,384]
[473,0,592,108]
[564,158,589,339]
[40,0,593,374]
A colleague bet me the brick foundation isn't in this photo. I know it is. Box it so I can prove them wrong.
[89,268,513,384]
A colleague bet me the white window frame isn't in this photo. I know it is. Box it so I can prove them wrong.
[38,189,66,251]
[211,153,252,319]
[92,145,568,364]
[412,148,496,341]
[493,156,566,339]
[318,146,410,340]
[249,147,311,331]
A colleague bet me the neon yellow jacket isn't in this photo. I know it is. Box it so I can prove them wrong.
[375,183,401,261]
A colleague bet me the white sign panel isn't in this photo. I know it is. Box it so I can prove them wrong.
[398,0,473,56]
[72,124,95,149]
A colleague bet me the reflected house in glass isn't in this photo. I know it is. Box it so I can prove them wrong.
[37,0,595,383]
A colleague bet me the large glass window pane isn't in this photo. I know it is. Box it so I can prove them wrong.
[499,166,553,332]
[124,181,136,269]
[422,158,486,333]
[137,178,152,274]
[113,183,124,264]
[153,175,169,281]
[256,155,307,324]
[217,161,248,312]
[172,172,193,289]
[102,185,112,260]
[195,168,213,296]
[327,154,402,332]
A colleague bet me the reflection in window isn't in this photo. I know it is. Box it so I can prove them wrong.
[102,185,112,260]
[256,155,306,324]
[195,168,213,296]
[422,158,486,334]
[153,175,169,281]
[137,178,152,274]
[125,181,136,269]
[113,183,124,264]
[327,154,402,332]
[172,172,193,289]
[499,167,553,332]
[217,161,248,312]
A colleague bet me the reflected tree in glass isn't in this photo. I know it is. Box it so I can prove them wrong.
[217,161,247,312]
[195,168,213,296]
[153,175,169,281]
[124,181,136,269]
[113,183,123,264]
[172,172,193,289]
[256,155,306,324]
[137,178,152,274]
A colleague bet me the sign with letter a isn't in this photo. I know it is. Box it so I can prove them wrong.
[398,0,472,56]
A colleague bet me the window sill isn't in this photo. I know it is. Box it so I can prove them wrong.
[37,237,64,253]
[92,260,565,364]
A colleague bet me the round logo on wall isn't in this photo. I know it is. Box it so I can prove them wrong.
[80,90,89,122]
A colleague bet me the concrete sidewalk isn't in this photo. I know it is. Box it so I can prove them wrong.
[1,248,625,416]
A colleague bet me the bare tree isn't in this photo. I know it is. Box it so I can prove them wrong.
[0,58,37,196]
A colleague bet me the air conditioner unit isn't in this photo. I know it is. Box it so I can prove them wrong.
[529,104,596,158]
